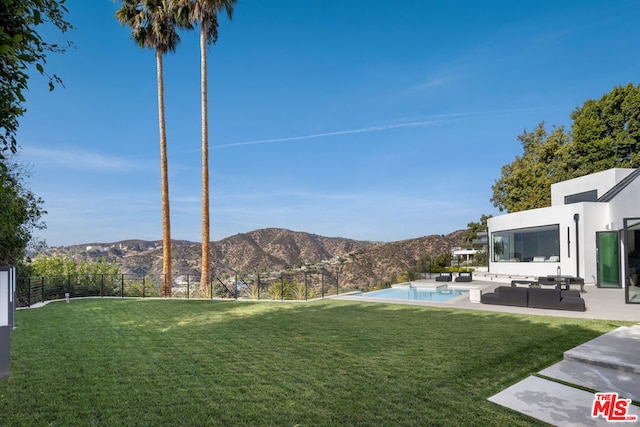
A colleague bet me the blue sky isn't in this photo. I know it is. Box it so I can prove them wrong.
[17,0,640,246]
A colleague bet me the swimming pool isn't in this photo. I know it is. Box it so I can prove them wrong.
[350,286,468,302]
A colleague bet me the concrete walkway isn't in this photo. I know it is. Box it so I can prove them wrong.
[489,325,640,426]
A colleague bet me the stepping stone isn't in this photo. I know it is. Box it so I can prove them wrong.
[488,376,640,426]
[540,360,640,402]
[563,326,640,374]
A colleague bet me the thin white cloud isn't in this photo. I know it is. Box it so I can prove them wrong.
[411,76,456,92]
[213,119,453,149]
[22,146,149,172]
[214,191,365,201]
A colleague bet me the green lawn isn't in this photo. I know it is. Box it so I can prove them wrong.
[0,299,631,426]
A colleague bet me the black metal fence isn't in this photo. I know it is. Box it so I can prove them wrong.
[16,270,346,307]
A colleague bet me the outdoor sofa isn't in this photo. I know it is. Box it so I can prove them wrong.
[480,286,586,311]
[435,272,453,282]
[455,272,472,282]
[480,286,528,307]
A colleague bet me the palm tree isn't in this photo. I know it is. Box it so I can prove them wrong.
[178,0,236,295]
[115,0,190,297]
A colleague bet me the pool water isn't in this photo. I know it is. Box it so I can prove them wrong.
[351,286,468,302]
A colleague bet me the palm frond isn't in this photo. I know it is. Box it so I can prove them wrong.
[115,0,186,54]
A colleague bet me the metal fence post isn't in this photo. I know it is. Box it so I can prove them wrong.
[321,270,325,298]
[28,277,31,307]
[121,275,125,298]
[336,271,339,296]
[187,275,190,299]
[304,273,308,301]
[41,277,44,304]
[101,274,105,297]
[142,275,146,298]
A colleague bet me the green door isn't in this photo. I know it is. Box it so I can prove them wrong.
[597,231,620,288]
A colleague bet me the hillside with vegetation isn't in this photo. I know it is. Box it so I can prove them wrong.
[34,228,469,287]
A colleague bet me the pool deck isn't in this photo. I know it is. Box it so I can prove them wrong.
[335,278,640,322]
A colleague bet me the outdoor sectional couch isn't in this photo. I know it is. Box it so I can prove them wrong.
[480,286,586,311]
[455,272,472,282]
[435,272,453,282]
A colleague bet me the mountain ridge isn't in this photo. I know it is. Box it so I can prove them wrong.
[37,227,469,287]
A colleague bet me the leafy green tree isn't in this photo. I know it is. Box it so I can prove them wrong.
[434,252,451,269]
[30,253,120,277]
[115,0,190,297]
[465,214,492,244]
[128,274,162,297]
[30,253,121,297]
[492,83,640,213]
[0,157,46,269]
[29,252,74,277]
[491,123,569,212]
[416,253,432,274]
[568,83,640,176]
[0,0,72,157]
[0,0,70,278]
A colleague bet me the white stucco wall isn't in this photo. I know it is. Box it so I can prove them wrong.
[580,203,614,283]
[551,168,635,206]
[487,203,610,283]
[489,168,640,286]
[607,176,640,222]
[608,177,640,279]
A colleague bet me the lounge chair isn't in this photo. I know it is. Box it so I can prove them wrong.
[435,272,452,282]
[455,272,472,282]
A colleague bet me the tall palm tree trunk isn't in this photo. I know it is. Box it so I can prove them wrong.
[157,49,172,297]
[199,21,211,295]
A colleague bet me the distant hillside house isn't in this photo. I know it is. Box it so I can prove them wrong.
[487,168,640,304]
[452,247,478,266]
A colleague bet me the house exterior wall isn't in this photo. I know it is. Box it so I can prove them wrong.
[488,203,610,284]
[551,168,635,206]
[580,203,614,283]
[608,176,640,278]
[488,168,639,287]
[607,176,640,222]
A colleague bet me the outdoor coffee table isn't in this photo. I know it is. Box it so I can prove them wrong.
[547,275,585,292]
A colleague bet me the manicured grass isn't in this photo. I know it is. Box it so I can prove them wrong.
[0,299,632,426]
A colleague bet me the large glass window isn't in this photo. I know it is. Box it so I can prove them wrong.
[565,189,597,204]
[492,225,560,262]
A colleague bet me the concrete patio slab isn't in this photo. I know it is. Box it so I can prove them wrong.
[488,375,640,426]
[562,326,640,373]
[489,325,640,425]
[540,360,640,403]
[335,279,640,322]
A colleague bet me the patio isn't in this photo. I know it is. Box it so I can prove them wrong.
[336,277,640,322]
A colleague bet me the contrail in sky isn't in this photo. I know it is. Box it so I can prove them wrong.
[213,118,457,149]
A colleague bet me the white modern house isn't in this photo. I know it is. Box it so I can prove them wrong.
[487,168,640,304]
